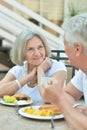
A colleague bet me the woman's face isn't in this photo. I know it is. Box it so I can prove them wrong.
[25,36,46,66]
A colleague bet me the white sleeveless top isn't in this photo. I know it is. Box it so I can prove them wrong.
[9,59,66,102]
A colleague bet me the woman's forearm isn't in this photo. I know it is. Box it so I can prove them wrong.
[0,74,35,97]
[37,66,45,85]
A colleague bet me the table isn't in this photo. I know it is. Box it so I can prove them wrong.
[0,103,71,130]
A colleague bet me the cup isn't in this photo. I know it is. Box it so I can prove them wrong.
[40,77,51,86]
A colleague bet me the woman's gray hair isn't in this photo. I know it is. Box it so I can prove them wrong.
[10,29,51,65]
[62,13,87,55]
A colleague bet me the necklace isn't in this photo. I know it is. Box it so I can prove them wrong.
[27,82,37,88]
[24,61,37,88]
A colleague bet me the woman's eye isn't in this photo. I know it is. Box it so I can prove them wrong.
[29,48,33,51]
[27,48,34,52]
[38,46,44,49]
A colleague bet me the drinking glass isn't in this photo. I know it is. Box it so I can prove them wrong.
[40,77,51,86]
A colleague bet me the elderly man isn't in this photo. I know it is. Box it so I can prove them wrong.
[42,13,87,130]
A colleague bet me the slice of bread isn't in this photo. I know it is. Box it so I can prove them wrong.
[39,104,61,115]
[13,94,31,101]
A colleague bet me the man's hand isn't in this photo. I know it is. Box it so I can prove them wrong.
[75,105,87,116]
[42,77,63,104]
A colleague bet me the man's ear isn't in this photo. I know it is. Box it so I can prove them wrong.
[74,43,83,56]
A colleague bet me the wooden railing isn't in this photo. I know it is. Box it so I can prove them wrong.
[3,0,64,35]
[0,0,64,50]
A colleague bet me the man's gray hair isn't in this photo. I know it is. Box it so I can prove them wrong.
[62,13,87,55]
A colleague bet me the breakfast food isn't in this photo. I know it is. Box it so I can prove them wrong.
[23,105,61,116]
[3,94,31,104]
[23,107,53,116]
[3,95,17,103]
[13,94,31,101]
[39,104,61,115]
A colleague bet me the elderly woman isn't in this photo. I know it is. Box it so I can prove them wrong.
[0,29,67,102]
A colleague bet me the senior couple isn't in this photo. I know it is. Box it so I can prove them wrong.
[0,13,87,130]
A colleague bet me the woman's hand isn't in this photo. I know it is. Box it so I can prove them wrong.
[28,67,37,85]
[39,57,52,72]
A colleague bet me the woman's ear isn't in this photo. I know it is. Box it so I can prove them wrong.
[74,43,83,56]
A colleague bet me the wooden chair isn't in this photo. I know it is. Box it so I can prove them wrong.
[0,63,9,80]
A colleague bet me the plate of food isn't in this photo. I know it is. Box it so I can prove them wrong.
[18,104,64,120]
[0,94,33,106]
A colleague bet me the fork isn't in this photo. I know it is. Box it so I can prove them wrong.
[15,103,20,115]
[51,115,55,129]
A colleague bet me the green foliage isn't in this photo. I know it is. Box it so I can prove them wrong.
[68,2,80,17]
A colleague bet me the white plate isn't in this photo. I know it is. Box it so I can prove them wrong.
[18,106,64,120]
[0,98,33,106]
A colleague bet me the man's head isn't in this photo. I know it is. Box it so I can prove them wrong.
[62,13,87,69]
[62,13,87,55]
